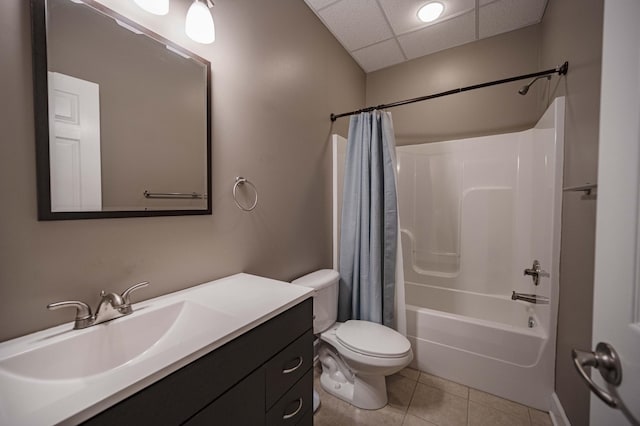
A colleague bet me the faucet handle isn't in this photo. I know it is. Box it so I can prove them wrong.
[47,301,93,329]
[524,260,549,285]
[524,260,541,275]
[121,281,149,305]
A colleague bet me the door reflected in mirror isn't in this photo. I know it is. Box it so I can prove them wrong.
[31,0,211,219]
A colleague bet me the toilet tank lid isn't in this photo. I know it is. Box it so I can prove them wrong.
[291,269,339,289]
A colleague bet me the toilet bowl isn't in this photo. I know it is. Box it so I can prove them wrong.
[292,269,413,410]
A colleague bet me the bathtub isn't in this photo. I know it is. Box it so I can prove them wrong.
[395,98,565,410]
[406,282,546,367]
[405,282,553,409]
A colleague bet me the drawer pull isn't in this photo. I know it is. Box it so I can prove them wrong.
[282,356,303,374]
[282,398,303,420]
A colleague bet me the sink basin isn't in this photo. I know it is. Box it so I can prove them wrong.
[0,301,222,381]
[0,273,313,426]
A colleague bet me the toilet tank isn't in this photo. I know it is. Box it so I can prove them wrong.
[291,269,339,334]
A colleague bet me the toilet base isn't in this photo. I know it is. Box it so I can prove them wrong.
[320,370,388,410]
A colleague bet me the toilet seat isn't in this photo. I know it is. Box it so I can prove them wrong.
[335,320,412,358]
[319,321,413,377]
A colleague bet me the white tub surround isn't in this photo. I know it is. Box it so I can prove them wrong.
[0,274,313,425]
[397,97,565,410]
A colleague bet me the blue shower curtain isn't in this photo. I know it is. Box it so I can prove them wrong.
[338,110,398,328]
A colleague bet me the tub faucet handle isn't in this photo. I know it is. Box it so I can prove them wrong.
[523,260,548,285]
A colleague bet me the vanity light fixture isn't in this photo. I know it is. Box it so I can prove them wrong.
[133,0,169,15]
[417,1,444,23]
[185,0,216,44]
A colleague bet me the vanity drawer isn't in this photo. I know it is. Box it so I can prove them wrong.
[266,369,313,426]
[265,330,313,409]
[184,368,265,426]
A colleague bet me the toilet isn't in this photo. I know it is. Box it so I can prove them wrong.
[292,269,413,410]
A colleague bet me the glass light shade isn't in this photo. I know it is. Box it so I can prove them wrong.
[133,0,169,15]
[417,2,444,23]
[185,0,215,44]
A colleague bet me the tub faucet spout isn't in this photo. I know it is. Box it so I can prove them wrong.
[511,291,549,304]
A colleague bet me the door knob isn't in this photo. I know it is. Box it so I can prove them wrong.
[571,342,622,408]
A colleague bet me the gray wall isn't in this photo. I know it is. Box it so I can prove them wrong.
[366,25,542,145]
[0,0,364,342]
[540,0,603,424]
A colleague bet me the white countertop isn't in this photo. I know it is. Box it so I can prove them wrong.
[0,273,313,425]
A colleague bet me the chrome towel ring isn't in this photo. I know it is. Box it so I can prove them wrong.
[233,176,258,212]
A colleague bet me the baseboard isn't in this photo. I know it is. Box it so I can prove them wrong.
[550,392,571,426]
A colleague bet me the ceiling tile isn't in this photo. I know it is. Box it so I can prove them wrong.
[398,11,476,60]
[304,0,549,73]
[378,0,475,35]
[479,0,546,38]
[318,0,394,51]
[352,39,407,72]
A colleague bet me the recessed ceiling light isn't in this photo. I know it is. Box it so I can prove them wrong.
[417,2,444,23]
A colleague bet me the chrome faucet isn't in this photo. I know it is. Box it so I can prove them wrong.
[47,282,149,329]
[524,260,548,286]
[511,291,549,304]
[94,291,126,324]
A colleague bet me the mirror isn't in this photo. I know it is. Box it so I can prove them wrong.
[31,0,211,220]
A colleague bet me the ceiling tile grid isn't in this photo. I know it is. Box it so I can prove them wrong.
[377,0,475,35]
[352,38,407,72]
[479,0,547,38]
[317,0,394,51]
[398,11,476,60]
[304,0,549,73]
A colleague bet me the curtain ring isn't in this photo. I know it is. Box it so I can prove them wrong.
[233,176,258,211]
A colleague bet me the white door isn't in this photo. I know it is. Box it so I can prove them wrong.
[48,72,102,211]
[580,0,640,424]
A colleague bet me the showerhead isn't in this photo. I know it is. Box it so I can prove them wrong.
[518,75,552,96]
[518,85,531,96]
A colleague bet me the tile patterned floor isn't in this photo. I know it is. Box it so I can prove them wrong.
[313,366,553,426]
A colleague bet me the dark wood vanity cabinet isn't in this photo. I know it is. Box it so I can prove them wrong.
[83,298,313,426]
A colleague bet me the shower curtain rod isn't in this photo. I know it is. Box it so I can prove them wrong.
[330,61,569,122]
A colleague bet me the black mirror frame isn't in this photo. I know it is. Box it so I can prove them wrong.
[30,0,212,220]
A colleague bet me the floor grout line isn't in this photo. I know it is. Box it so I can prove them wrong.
[416,381,470,401]
[314,368,551,426]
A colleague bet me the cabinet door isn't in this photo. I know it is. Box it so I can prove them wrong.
[185,368,265,426]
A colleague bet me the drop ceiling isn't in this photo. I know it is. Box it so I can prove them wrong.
[304,0,548,73]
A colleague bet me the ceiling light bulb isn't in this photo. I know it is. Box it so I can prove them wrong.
[417,2,444,23]
[133,0,169,15]
[185,0,215,44]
